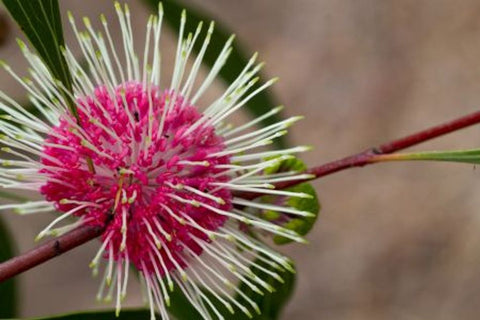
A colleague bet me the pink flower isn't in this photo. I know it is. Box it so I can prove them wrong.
[0,3,311,319]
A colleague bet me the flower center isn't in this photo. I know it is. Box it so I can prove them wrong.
[40,81,232,274]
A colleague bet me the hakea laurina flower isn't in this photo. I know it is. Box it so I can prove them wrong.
[0,3,314,319]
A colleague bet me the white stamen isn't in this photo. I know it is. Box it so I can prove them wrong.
[224,105,284,137]
[90,232,114,270]
[141,271,157,320]
[231,145,312,163]
[148,252,170,306]
[36,204,89,241]
[233,198,315,217]
[121,252,130,299]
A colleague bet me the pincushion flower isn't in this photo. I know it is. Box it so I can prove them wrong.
[0,3,313,319]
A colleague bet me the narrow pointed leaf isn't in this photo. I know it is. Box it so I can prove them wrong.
[375,149,480,164]
[7,309,155,320]
[0,217,17,318]
[142,0,287,147]
[1,0,72,93]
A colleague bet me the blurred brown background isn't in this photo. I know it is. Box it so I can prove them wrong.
[3,0,480,319]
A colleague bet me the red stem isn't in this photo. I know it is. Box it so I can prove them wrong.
[0,225,103,283]
[251,108,480,193]
[2,109,480,282]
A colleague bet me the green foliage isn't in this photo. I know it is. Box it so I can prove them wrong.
[167,285,205,319]
[385,149,480,164]
[7,309,155,320]
[274,183,320,245]
[1,0,78,118]
[0,217,17,318]
[234,258,296,320]
[264,155,308,175]
[167,284,240,319]
[142,0,287,148]
[262,156,320,245]
[10,264,294,320]
[167,258,296,320]
[1,0,72,94]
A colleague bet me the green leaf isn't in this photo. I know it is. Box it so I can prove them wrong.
[264,156,307,175]
[167,258,295,320]
[273,183,320,245]
[1,0,75,114]
[374,149,480,164]
[262,156,321,245]
[142,0,287,148]
[168,279,239,318]
[167,284,204,319]
[7,309,155,320]
[235,258,296,320]
[0,217,17,318]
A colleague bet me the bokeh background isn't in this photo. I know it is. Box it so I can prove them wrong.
[3,0,480,319]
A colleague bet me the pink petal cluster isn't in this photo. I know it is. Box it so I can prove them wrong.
[41,82,232,275]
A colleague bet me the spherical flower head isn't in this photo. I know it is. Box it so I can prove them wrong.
[0,3,311,319]
[41,82,232,276]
